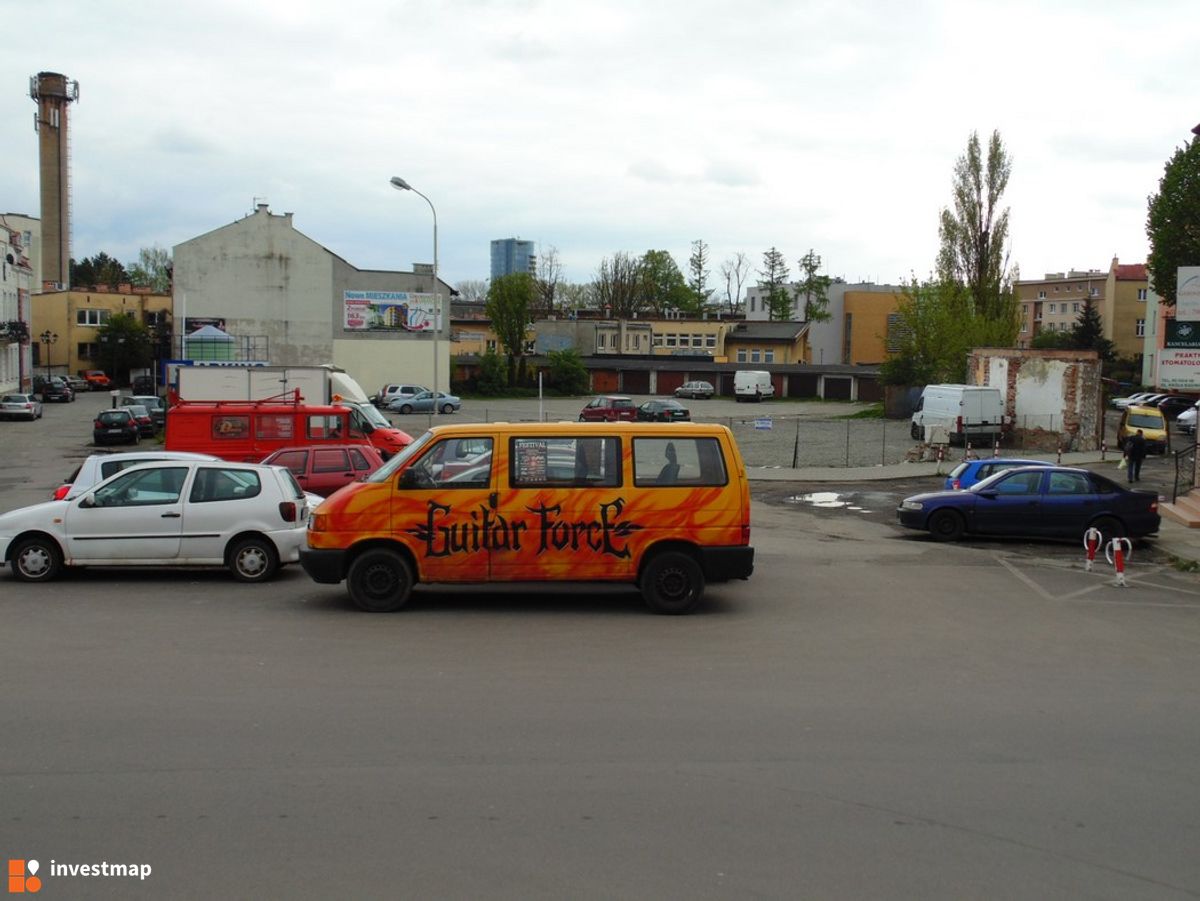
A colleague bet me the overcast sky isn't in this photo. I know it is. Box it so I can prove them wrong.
[2,0,1196,293]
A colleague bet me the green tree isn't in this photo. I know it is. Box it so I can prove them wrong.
[1030,329,1073,350]
[71,252,128,289]
[640,250,692,316]
[1146,135,1200,305]
[95,313,152,385]
[794,249,833,323]
[485,272,536,386]
[475,349,508,396]
[687,239,714,312]
[128,245,172,293]
[1069,301,1116,362]
[937,130,1017,319]
[759,247,792,321]
[881,278,1019,385]
[545,348,590,395]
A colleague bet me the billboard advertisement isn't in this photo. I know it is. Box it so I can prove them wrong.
[342,291,440,332]
[1176,267,1200,319]
[1158,348,1200,390]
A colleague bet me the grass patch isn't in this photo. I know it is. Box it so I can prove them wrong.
[837,403,885,420]
[1168,555,1200,573]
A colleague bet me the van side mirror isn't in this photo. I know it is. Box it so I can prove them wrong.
[398,470,421,489]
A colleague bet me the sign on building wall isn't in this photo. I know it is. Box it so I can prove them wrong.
[1158,349,1200,390]
[342,291,440,332]
[1175,267,1200,318]
[1165,320,1200,348]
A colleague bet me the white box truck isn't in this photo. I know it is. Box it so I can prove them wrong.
[173,364,370,405]
[910,384,1005,445]
[734,370,775,402]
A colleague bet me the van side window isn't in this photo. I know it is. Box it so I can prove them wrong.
[633,437,728,487]
[256,414,295,440]
[404,438,494,489]
[510,436,621,487]
[307,415,343,440]
[212,415,250,439]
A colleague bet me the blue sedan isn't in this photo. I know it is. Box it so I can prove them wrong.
[386,391,461,415]
[943,457,1051,490]
[898,466,1160,544]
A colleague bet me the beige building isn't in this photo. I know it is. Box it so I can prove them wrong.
[1102,259,1149,360]
[30,286,172,381]
[842,289,902,365]
[1016,259,1147,360]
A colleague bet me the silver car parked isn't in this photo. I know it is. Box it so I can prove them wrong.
[674,380,715,400]
[0,393,44,421]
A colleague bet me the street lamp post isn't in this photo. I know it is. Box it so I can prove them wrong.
[39,330,57,382]
[390,176,440,413]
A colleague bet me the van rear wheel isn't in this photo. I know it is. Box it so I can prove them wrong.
[347,549,413,612]
[640,551,705,615]
[910,422,922,440]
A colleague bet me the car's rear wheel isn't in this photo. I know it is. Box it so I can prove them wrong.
[928,509,965,542]
[228,536,280,582]
[400,404,413,414]
[640,550,705,615]
[11,536,63,582]
[1090,516,1126,549]
[347,549,413,612]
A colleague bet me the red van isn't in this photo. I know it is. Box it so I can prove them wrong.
[165,396,412,463]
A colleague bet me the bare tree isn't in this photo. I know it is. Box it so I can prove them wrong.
[454,279,490,303]
[719,252,751,315]
[535,245,563,315]
[594,252,645,319]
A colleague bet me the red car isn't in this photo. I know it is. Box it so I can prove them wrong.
[82,370,112,390]
[260,444,385,497]
[578,395,637,422]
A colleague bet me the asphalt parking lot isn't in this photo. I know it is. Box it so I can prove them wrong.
[2,394,1199,898]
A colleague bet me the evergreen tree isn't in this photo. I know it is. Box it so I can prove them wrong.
[794,249,833,323]
[759,247,792,321]
[1069,302,1116,362]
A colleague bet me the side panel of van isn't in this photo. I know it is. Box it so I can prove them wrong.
[734,371,774,401]
[166,406,358,462]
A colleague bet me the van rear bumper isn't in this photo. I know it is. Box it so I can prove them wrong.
[701,546,755,582]
[300,548,346,583]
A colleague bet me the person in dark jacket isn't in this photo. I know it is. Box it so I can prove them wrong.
[1125,429,1147,483]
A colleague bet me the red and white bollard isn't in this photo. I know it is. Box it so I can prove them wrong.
[993,436,1000,458]
[937,445,945,465]
[1105,537,1133,587]
[1083,527,1102,572]
[1101,440,1107,462]
[1057,444,1063,464]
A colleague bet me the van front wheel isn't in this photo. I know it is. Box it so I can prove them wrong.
[640,551,705,615]
[347,549,413,612]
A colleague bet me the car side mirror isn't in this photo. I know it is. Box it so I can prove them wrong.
[79,494,96,508]
[978,490,998,500]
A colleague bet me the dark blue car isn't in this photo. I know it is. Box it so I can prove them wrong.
[898,466,1160,544]
[943,457,1051,490]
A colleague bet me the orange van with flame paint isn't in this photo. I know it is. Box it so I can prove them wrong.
[301,421,754,614]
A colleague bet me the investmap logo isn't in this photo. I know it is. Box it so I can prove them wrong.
[7,860,40,894]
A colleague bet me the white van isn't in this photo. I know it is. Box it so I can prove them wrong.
[910,384,1005,445]
[734,371,775,403]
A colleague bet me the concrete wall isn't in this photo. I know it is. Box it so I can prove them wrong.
[970,348,1102,449]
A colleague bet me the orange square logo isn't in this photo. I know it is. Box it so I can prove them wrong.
[6,860,40,893]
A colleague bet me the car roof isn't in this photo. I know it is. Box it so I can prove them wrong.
[1126,404,1166,415]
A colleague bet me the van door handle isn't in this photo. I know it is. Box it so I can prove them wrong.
[161,512,181,519]
[489,492,498,509]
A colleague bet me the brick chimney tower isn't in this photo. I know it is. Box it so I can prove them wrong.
[29,71,79,290]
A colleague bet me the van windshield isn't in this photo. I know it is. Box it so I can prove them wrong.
[367,430,433,482]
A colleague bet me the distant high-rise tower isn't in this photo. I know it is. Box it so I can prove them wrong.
[30,71,79,290]
[490,238,536,281]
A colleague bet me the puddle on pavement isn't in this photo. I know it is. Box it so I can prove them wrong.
[787,491,871,512]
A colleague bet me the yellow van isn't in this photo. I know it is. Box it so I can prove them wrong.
[1117,405,1168,454]
[300,421,754,614]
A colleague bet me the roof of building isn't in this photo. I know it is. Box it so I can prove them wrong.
[1113,263,1147,280]
[726,321,810,343]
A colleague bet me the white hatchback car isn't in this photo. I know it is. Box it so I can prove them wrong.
[54,451,222,500]
[2,461,309,583]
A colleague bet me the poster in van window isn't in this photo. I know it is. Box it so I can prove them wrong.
[342,291,440,332]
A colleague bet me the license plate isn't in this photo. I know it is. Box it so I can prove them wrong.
[106,428,122,434]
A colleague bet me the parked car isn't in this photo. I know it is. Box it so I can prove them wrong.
[374,383,429,408]
[1177,402,1199,436]
[897,465,1160,544]
[578,395,637,422]
[121,404,157,438]
[674,380,714,400]
[386,390,461,415]
[1112,391,1169,410]
[81,370,112,391]
[92,408,141,445]
[117,394,167,430]
[64,374,90,394]
[260,444,385,497]
[33,375,74,403]
[0,394,43,421]
[943,458,1053,491]
[131,374,156,395]
[1153,394,1199,421]
[0,460,309,583]
[1116,405,1168,454]
[53,450,223,500]
[636,399,691,422]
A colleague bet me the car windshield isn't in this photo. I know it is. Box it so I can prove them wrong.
[1129,413,1164,428]
[367,430,434,482]
[353,403,392,428]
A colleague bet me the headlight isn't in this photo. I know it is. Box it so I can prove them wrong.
[900,500,924,511]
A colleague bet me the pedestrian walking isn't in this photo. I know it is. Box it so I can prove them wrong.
[1125,429,1147,483]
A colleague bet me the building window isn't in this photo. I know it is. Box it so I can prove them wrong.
[665,333,677,347]
[750,349,761,363]
[78,342,98,360]
[486,339,496,353]
[691,335,703,348]
[1072,302,1080,313]
[1137,288,1148,301]
[1048,303,1056,313]
[764,350,775,363]
[652,335,663,347]
[1021,318,1028,333]
[736,349,747,363]
[1037,290,1046,299]
[705,334,716,348]
[1136,319,1145,337]
[76,309,110,326]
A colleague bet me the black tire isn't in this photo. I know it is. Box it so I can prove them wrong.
[11,536,64,582]
[1090,516,1126,549]
[910,422,922,440]
[928,509,965,542]
[640,550,705,615]
[441,403,454,414]
[400,404,413,415]
[347,548,413,612]
[228,536,280,582]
